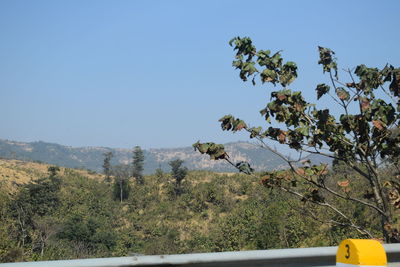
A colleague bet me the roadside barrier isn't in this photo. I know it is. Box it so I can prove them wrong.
[1,242,399,267]
[336,239,387,267]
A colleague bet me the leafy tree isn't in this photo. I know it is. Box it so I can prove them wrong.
[169,159,188,196]
[132,146,144,184]
[31,216,59,258]
[111,165,131,202]
[58,214,116,251]
[48,166,60,177]
[12,175,61,220]
[102,152,113,182]
[9,169,62,253]
[0,186,21,262]
[194,36,400,242]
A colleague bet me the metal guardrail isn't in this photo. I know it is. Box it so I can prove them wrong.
[1,244,399,267]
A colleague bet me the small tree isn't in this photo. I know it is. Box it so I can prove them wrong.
[169,159,188,196]
[47,166,60,178]
[132,146,145,184]
[112,165,131,202]
[155,164,164,179]
[10,169,62,249]
[102,152,113,182]
[194,37,400,242]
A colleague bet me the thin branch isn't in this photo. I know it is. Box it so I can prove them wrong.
[222,136,381,239]
[231,133,386,217]
[303,208,373,238]
[321,183,385,215]
[253,135,296,163]
[333,76,356,94]
[278,186,373,237]
[328,91,344,107]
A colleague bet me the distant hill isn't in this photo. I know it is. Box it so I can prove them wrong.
[0,139,330,174]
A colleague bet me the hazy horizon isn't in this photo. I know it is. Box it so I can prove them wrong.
[0,136,253,150]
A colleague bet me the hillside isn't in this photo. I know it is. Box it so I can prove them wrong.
[0,139,295,174]
[0,159,103,189]
[0,158,348,262]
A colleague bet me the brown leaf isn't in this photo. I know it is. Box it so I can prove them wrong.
[384,223,393,231]
[373,120,384,130]
[277,94,286,101]
[337,90,349,100]
[236,124,245,131]
[294,103,303,112]
[277,131,287,144]
[361,99,370,111]
[337,180,349,187]
[260,176,271,187]
[296,168,305,175]
[319,169,328,175]
[346,82,356,88]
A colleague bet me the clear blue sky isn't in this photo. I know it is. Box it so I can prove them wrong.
[1,0,399,149]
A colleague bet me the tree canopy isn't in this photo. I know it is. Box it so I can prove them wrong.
[169,159,188,195]
[132,146,145,184]
[194,36,400,243]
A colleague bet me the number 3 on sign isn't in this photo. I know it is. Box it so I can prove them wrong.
[345,244,350,259]
[336,239,387,267]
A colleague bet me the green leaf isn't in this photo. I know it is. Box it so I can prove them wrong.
[193,142,227,160]
[232,119,247,132]
[279,62,297,87]
[192,141,209,154]
[390,71,400,97]
[256,50,271,65]
[296,126,309,136]
[280,62,298,87]
[259,108,271,122]
[316,84,330,100]
[249,127,262,138]
[228,37,237,47]
[336,87,350,101]
[340,114,354,133]
[232,60,242,68]
[271,51,283,69]
[318,46,338,78]
[354,64,384,93]
[235,161,254,175]
[219,115,234,131]
[261,69,278,84]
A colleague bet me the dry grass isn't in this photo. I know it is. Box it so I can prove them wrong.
[0,158,104,191]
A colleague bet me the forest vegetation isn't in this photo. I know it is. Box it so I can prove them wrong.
[0,157,396,263]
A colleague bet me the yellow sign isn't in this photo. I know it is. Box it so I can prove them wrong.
[336,239,387,266]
